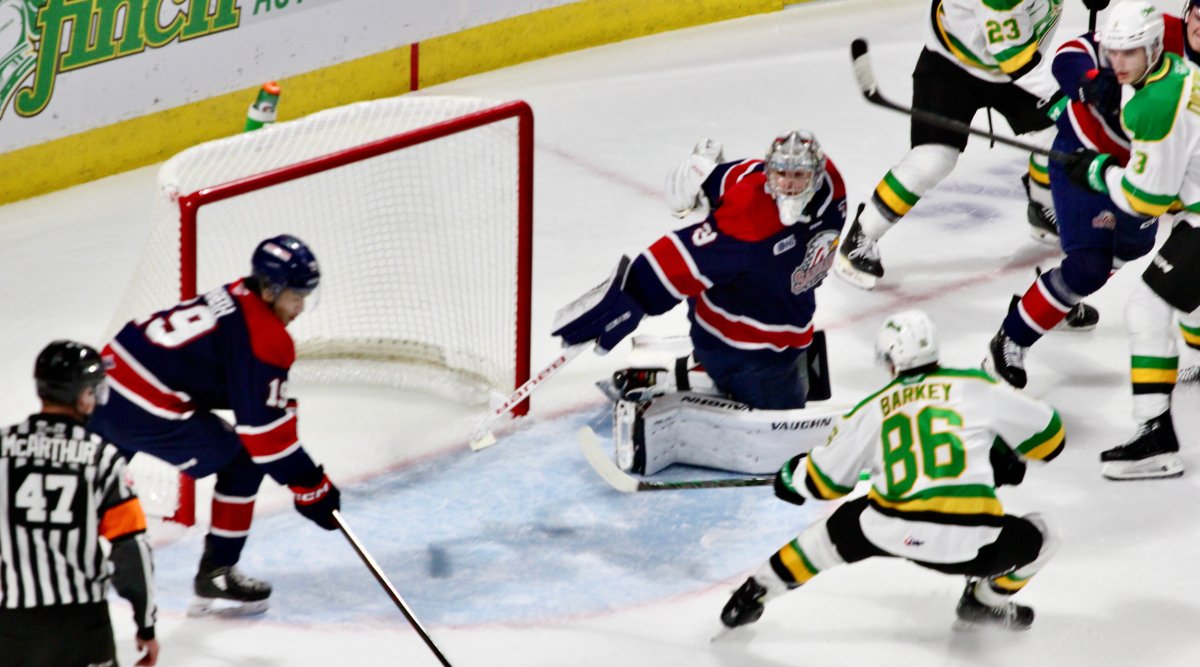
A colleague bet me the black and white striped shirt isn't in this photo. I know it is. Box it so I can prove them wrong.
[0,413,155,635]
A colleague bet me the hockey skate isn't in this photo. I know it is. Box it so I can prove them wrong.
[1022,174,1059,246]
[1053,301,1100,332]
[983,330,1028,389]
[834,204,883,290]
[720,577,768,629]
[189,559,273,617]
[954,579,1034,631]
[597,367,669,403]
[1100,412,1184,480]
[612,399,647,473]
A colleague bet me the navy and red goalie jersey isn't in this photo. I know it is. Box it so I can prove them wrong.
[624,158,847,359]
[103,279,316,484]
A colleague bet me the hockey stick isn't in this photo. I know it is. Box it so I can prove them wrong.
[333,511,453,667]
[577,427,773,492]
[849,39,1074,163]
[469,342,593,450]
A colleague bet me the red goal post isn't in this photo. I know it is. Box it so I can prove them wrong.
[113,97,534,526]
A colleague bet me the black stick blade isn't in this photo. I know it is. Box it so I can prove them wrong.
[850,38,868,59]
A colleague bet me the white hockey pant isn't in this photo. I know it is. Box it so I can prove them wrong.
[861,144,959,239]
[639,391,842,475]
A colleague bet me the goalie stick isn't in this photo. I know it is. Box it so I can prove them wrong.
[469,342,593,450]
[333,510,453,666]
[577,427,773,492]
[849,38,1074,163]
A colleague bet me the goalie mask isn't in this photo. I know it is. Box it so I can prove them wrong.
[874,310,940,373]
[764,130,826,226]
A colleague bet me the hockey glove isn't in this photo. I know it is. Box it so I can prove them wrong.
[773,454,808,506]
[289,465,340,531]
[1082,0,1110,11]
[990,440,1027,487]
[1064,148,1115,193]
[1078,68,1120,115]
[552,256,645,354]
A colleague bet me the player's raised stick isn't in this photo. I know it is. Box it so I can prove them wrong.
[849,38,1074,163]
[333,511,453,666]
[469,342,592,450]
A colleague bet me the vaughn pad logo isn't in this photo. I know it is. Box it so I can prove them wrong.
[1,0,241,120]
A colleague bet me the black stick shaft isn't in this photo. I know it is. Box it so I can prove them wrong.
[636,477,774,491]
[334,511,453,666]
[849,38,1074,163]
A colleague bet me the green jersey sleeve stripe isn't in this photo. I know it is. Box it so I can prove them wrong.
[1132,355,1179,371]
[805,455,854,499]
[1017,411,1065,461]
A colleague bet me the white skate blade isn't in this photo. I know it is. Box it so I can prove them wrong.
[833,255,877,291]
[187,596,270,618]
[1101,455,1184,481]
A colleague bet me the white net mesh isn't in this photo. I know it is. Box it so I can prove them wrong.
[108,95,528,406]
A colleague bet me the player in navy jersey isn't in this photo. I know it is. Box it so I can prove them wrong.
[984,3,1200,390]
[553,131,848,475]
[90,234,341,615]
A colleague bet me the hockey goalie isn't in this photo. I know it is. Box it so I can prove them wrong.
[552,132,849,476]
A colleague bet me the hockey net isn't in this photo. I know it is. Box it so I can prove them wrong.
[111,96,534,525]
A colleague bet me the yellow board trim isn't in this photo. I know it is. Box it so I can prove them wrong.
[1,0,794,205]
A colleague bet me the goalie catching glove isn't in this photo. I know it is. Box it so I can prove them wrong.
[289,465,341,531]
[665,138,724,218]
[552,255,644,354]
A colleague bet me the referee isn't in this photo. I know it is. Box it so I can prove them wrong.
[0,341,159,667]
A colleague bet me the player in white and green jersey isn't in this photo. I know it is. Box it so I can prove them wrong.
[836,0,1070,291]
[720,311,1064,633]
[1066,0,1200,480]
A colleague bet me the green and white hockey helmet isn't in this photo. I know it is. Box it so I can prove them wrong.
[875,310,940,373]
[1099,1,1164,71]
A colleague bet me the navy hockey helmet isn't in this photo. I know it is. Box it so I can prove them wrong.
[35,340,106,405]
[251,234,320,298]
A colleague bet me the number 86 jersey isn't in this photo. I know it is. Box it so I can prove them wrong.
[793,367,1065,564]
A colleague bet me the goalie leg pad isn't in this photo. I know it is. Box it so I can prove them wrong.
[638,392,842,475]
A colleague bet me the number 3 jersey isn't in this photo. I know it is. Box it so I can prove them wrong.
[101,279,316,484]
[623,158,846,360]
[783,368,1064,564]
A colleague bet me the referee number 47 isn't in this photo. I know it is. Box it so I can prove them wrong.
[14,472,78,524]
